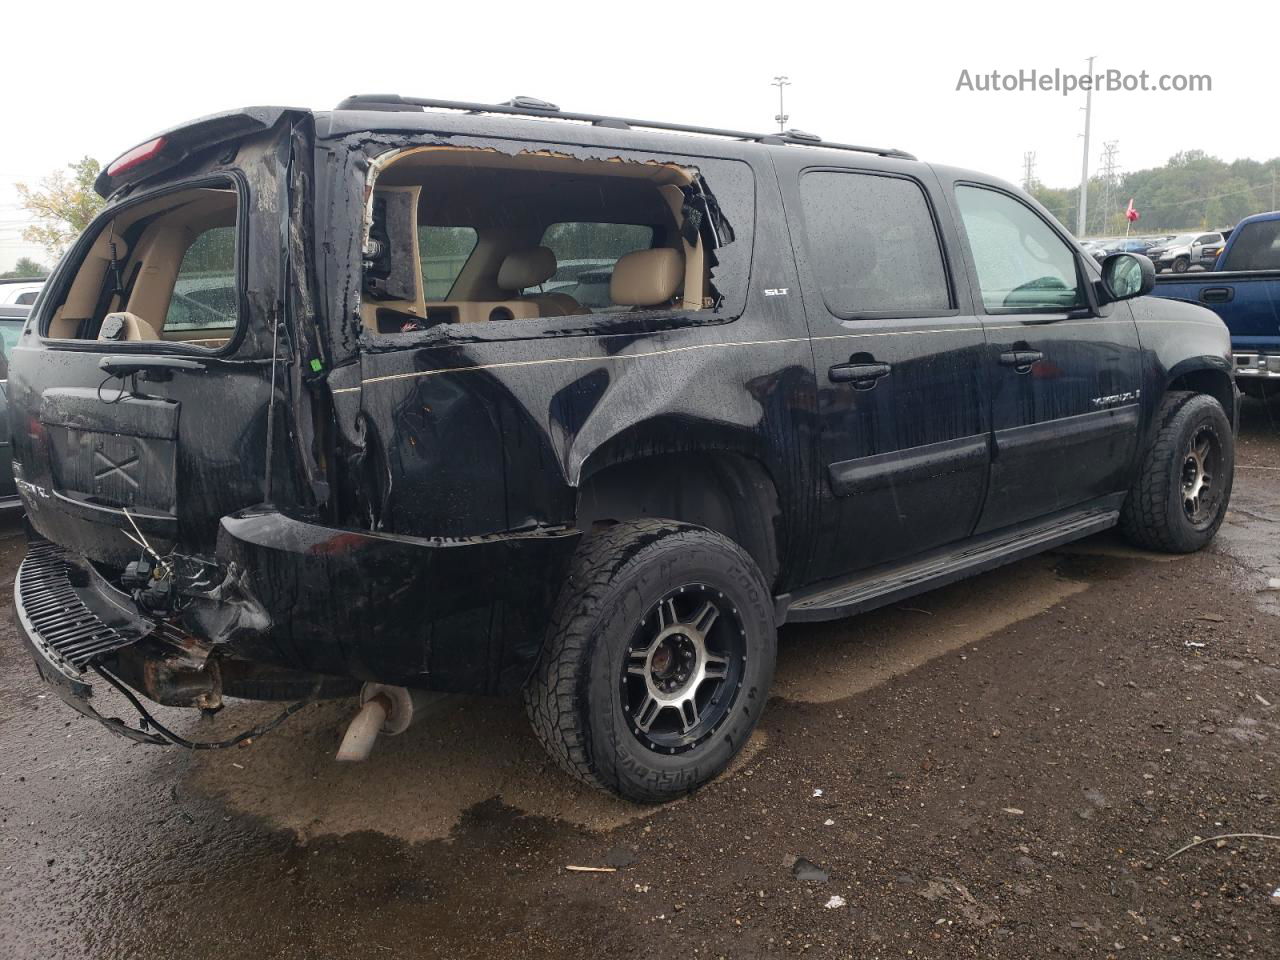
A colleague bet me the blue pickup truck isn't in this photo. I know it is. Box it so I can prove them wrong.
[1153,210,1280,398]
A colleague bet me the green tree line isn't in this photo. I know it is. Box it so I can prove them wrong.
[1030,150,1280,237]
[1,257,48,279]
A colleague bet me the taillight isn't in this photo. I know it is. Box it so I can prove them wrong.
[106,137,167,178]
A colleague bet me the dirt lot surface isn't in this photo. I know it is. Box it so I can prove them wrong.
[1,401,1278,960]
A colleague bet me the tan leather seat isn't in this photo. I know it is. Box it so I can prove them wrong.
[98,311,160,342]
[496,246,588,318]
[610,248,684,308]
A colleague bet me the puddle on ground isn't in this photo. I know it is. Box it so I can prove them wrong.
[1217,505,1280,618]
[1220,409,1280,616]
[773,555,1088,704]
[185,695,768,843]
[1054,530,1189,563]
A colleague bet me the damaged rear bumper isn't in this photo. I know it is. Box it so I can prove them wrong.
[183,508,582,694]
[16,508,583,740]
[14,540,169,744]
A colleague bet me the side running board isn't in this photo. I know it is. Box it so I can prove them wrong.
[781,507,1119,624]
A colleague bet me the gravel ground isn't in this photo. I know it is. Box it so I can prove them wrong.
[1,399,1277,960]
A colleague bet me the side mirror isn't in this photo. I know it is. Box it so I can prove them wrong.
[1099,252,1155,302]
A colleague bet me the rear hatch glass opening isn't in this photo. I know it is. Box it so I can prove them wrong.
[40,177,245,352]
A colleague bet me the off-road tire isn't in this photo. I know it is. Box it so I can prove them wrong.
[1119,391,1234,553]
[524,520,776,803]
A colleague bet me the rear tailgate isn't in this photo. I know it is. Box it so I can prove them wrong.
[9,110,312,566]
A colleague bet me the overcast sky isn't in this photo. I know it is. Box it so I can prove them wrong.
[1,0,1270,269]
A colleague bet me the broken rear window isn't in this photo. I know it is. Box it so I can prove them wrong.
[41,181,242,350]
[357,147,753,336]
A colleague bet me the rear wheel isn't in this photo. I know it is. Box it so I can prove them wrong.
[1172,256,1190,273]
[524,520,776,802]
[1120,392,1234,553]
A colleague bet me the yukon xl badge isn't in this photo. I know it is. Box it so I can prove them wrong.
[1092,390,1140,407]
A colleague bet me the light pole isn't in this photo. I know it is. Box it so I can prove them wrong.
[1076,55,1095,237]
[772,76,790,132]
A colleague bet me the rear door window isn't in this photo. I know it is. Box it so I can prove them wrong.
[954,185,1086,313]
[798,171,951,316]
[1221,219,1280,271]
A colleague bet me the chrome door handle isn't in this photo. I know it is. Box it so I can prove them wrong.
[828,361,892,387]
[999,350,1043,372]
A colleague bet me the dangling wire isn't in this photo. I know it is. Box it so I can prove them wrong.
[93,664,320,750]
[121,507,173,581]
[262,310,281,504]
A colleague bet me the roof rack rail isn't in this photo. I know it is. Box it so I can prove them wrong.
[333,94,916,161]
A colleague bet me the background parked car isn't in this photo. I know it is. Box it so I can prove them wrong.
[1152,210,1280,398]
[1081,239,1111,263]
[1146,232,1225,273]
[0,305,27,509]
[1090,237,1169,260]
[0,277,45,307]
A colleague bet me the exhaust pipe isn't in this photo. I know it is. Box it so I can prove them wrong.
[335,683,441,762]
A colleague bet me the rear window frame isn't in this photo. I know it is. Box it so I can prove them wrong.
[355,141,757,352]
[795,166,959,322]
[34,172,250,356]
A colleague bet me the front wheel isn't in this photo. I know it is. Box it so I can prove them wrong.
[1120,392,1234,553]
[1172,256,1190,273]
[524,520,776,802]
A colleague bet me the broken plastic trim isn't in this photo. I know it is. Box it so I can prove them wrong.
[681,176,735,250]
[93,664,319,749]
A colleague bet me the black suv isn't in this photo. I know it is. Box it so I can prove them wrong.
[10,97,1237,802]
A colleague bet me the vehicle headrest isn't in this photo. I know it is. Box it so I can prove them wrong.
[610,248,684,307]
[497,246,557,291]
[98,312,159,342]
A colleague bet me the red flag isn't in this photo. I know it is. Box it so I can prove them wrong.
[1125,199,1140,223]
